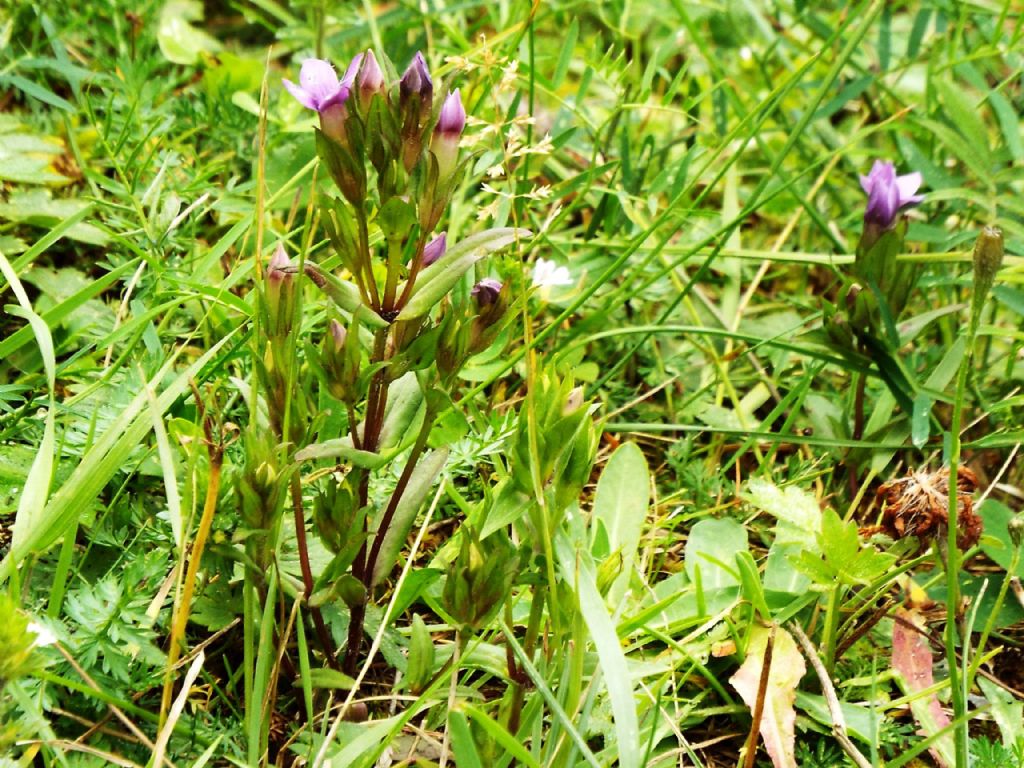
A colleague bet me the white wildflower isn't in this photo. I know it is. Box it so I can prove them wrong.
[531,258,572,298]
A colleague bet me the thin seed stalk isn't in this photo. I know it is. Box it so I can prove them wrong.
[159,443,223,726]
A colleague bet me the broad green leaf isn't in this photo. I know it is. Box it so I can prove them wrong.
[684,517,747,592]
[729,625,804,768]
[911,393,931,449]
[377,373,424,453]
[397,228,529,321]
[591,441,649,605]
[978,499,1023,576]
[978,677,1023,749]
[743,478,821,549]
[157,0,222,65]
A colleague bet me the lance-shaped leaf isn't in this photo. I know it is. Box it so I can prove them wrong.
[303,262,388,330]
[729,624,805,768]
[370,447,448,587]
[397,228,529,321]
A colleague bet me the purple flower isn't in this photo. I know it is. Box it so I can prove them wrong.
[422,232,447,267]
[436,90,466,137]
[283,58,351,113]
[859,160,924,229]
[471,277,503,306]
[400,52,433,106]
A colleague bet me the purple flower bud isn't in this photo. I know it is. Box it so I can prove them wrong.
[471,277,502,306]
[266,244,296,339]
[421,232,447,267]
[400,52,433,106]
[436,89,466,137]
[329,319,347,352]
[283,59,350,113]
[267,243,293,284]
[357,50,386,102]
[430,89,465,180]
[859,160,924,229]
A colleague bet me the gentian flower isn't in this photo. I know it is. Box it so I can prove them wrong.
[471,277,502,306]
[859,160,924,229]
[284,57,361,144]
[431,89,466,179]
[421,232,447,267]
[531,258,572,298]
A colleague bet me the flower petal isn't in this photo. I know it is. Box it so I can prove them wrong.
[283,78,317,110]
[299,58,341,109]
[895,172,923,204]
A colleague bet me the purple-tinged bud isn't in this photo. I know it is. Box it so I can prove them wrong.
[421,232,447,267]
[284,59,350,113]
[399,52,433,171]
[430,89,465,179]
[265,244,296,339]
[329,319,347,352]
[356,50,386,108]
[859,160,924,230]
[399,52,433,108]
[471,277,502,306]
[468,278,508,355]
[321,318,358,402]
[436,89,466,137]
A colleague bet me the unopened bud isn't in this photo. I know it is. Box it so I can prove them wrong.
[471,277,502,306]
[321,319,358,402]
[265,244,296,339]
[421,232,447,267]
[563,386,585,415]
[430,89,465,179]
[356,50,386,109]
[399,52,433,171]
[971,226,1004,331]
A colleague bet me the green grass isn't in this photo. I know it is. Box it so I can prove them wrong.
[2,1,1024,766]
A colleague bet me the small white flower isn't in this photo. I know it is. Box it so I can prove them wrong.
[27,620,57,648]
[531,258,572,298]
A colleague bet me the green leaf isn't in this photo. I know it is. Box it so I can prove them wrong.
[157,0,222,65]
[369,447,447,587]
[978,499,1023,576]
[0,332,238,580]
[448,710,483,768]
[556,533,641,768]
[397,228,529,321]
[591,441,649,605]
[911,393,931,449]
[685,517,747,592]
[306,668,357,690]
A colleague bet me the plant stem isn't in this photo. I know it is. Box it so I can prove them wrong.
[822,584,843,675]
[507,584,546,736]
[362,406,435,586]
[290,474,339,668]
[945,343,971,768]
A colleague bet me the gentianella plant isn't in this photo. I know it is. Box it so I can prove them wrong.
[239,50,528,676]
